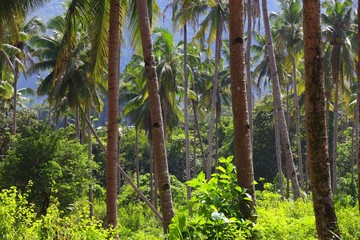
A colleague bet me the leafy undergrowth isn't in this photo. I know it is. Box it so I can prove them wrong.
[0,178,359,239]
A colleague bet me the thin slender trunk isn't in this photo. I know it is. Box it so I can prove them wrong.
[229,0,256,220]
[246,0,253,145]
[12,63,18,135]
[206,19,223,180]
[193,127,197,178]
[150,141,154,203]
[303,0,340,238]
[136,0,175,231]
[214,98,221,169]
[332,48,340,192]
[106,0,121,228]
[274,105,284,200]
[81,107,162,220]
[183,22,191,206]
[64,115,67,128]
[192,99,206,168]
[87,107,94,218]
[75,106,80,140]
[292,57,304,190]
[262,0,301,199]
[135,128,140,188]
[351,126,355,184]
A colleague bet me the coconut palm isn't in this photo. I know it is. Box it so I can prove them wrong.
[262,0,301,199]
[303,0,341,238]
[322,0,354,192]
[272,0,305,190]
[229,0,256,220]
[136,0,175,231]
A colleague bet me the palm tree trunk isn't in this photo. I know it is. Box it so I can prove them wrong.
[331,45,340,192]
[12,62,19,135]
[136,0,174,232]
[192,99,206,168]
[303,0,340,237]
[246,0,253,145]
[81,106,162,220]
[105,0,121,228]
[229,0,256,220]
[86,106,94,218]
[183,22,191,205]
[274,104,284,200]
[135,128,140,188]
[214,97,221,169]
[292,57,304,190]
[206,18,223,180]
[150,140,154,202]
[262,0,301,199]
[75,106,81,140]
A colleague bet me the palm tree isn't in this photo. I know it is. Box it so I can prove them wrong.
[136,0,174,232]
[357,0,360,214]
[272,0,305,190]
[262,0,301,199]
[303,0,341,238]
[229,0,255,220]
[192,0,228,179]
[322,0,354,192]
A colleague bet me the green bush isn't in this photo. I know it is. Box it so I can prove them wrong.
[0,126,96,214]
[168,157,255,239]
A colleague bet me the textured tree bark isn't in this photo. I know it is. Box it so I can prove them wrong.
[274,105,284,200]
[303,0,341,238]
[229,0,256,221]
[105,0,121,228]
[292,57,304,190]
[206,18,223,180]
[136,0,174,232]
[87,107,94,218]
[262,0,301,199]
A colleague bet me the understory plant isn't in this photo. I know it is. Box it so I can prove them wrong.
[168,156,255,239]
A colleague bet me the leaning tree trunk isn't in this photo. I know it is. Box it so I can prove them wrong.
[274,104,284,200]
[292,56,304,190]
[303,0,341,238]
[105,0,121,228]
[229,0,256,221]
[246,0,253,145]
[183,22,191,205]
[136,0,174,232]
[262,0,301,199]
[206,18,223,180]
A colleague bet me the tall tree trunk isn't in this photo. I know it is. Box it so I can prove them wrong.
[87,106,94,218]
[206,18,223,180]
[246,0,253,145]
[136,0,174,232]
[331,44,340,192]
[150,140,154,203]
[303,0,341,238]
[106,0,121,228]
[262,0,301,200]
[351,126,355,184]
[75,106,81,140]
[12,63,18,135]
[192,99,206,168]
[292,56,304,190]
[135,128,140,188]
[193,127,197,178]
[214,97,221,169]
[183,22,191,206]
[274,105,284,200]
[229,0,256,221]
